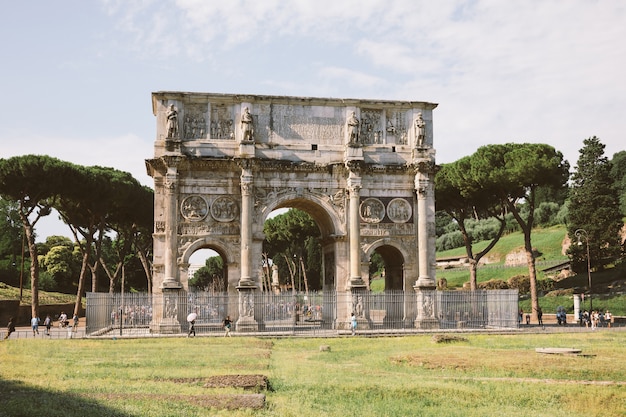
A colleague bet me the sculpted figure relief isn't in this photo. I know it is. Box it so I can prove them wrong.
[414,112,425,147]
[241,106,254,142]
[166,104,179,138]
[347,111,360,144]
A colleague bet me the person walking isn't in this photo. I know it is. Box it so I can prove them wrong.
[4,317,16,340]
[223,316,232,337]
[187,319,196,337]
[44,315,52,336]
[72,314,79,332]
[31,316,40,336]
[350,312,357,336]
[537,307,543,326]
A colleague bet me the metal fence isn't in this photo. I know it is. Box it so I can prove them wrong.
[86,289,519,337]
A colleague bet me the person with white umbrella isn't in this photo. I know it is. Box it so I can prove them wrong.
[187,313,197,337]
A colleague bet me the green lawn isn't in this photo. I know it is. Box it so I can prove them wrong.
[1,333,625,416]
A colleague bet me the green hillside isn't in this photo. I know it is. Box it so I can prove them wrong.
[437,224,569,264]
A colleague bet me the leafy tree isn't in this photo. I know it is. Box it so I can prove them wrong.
[0,198,23,287]
[435,159,507,290]
[567,137,623,270]
[470,143,569,320]
[41,237,79,292]
[99,184,153,293]
[263,209,321,292]
[0,198,22,263]
[56,166,149,315]
[189,256,224,292]
[610,150,626,216]
[0,155,76,317]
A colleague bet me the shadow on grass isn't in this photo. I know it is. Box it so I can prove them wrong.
[0,378,133,417]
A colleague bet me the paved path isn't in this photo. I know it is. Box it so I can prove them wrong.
[2,319,623,340]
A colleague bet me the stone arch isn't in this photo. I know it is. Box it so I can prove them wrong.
[262,195,343,292]
[178,237,238,291]
[179,237,237,266]
[147,91,438,332]
[262,193,343,238]
[363,239,410,291]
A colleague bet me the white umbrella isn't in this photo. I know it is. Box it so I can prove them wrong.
[187,313,197,322]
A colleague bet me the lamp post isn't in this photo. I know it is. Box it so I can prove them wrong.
[575,229,592,312]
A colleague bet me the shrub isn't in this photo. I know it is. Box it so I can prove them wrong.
[478,279,508,289]
[537,278,556,293]
[436,231,464,251]
[507,275,530,294]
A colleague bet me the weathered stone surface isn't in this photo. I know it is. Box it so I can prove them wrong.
[147,92,438,331]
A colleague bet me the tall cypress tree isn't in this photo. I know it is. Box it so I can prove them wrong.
[568,137,623,271]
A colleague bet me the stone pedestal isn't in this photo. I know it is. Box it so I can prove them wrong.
[238,141,256,158]
[345,143,363,161]
[236,286,259,332]
[414,285,439,329]
[345,287,371,330]
[152,290,182,334]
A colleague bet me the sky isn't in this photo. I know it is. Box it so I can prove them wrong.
[2,0,625,242]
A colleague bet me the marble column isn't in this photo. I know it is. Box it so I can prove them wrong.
[161,165,182,289]
[238,165,255,287]
[156,164,182,334]
[414,169,435,288]
[237,162,259,332]
[347,170,364,287]
[414,166,438,329]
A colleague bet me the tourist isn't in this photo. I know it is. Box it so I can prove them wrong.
[72,314,79,332]
[350,312,357,336]
[58,311,68,328]
[44,314,52,336]
[223,316,232,337]
[537,307,543,326]
[187,319,196,338]
[4,317,15,340]
[599,310,605,327]
[605,310,612,328]
[591,310,599,330]
[31,316,40,336]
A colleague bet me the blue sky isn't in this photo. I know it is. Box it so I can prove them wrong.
[2,0,625,240]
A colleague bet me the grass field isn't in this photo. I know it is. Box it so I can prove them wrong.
[1,332,625,416]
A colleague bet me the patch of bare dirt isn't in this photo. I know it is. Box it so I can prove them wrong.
[155,374,270,391]
[204,374,269,391]
[431,334,469,344]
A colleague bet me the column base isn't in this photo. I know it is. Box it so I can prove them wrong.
[153,317,182,334]
[236,316,259,332]
[414,318,439,330]
[160,278,182,289]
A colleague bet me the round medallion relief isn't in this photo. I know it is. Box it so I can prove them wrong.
[387,198,412,223]
[180,195,208,221]
[360,198,385,223]
[211,196,239,222]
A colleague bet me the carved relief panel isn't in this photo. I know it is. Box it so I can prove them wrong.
[359,109,383,145]
[177,194,240,236]
[182,104,208,139]
[385,110,408,145]
[210,104,235,140]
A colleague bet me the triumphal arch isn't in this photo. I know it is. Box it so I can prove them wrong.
[145,92,438,333]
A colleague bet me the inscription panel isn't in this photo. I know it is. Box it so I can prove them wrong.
[271,104,344,144]
[361,223,416,236]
